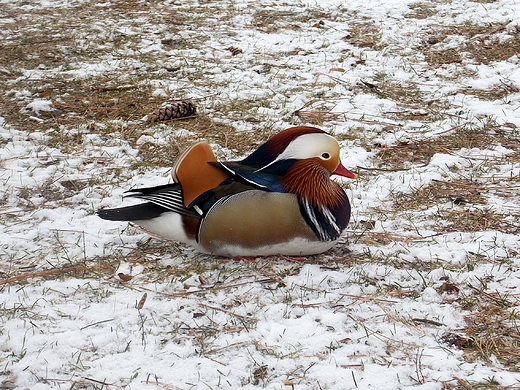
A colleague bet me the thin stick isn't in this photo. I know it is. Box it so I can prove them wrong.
[199,303,259,322]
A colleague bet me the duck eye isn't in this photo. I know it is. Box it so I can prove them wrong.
[321,152,331,159]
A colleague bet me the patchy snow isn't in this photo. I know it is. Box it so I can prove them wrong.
[21,100,54,115]
[1,0,520,389]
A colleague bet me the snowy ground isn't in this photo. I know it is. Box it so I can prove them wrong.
[1,0,520,389]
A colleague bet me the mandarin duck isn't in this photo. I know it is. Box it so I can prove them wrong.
[97,126,356,257]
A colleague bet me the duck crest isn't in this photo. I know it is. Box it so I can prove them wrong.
[241,126,326,168]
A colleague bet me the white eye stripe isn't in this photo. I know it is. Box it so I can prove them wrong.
[275,133,338,161]
[255,133,340,173]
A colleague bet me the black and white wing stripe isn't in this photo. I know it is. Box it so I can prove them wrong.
[125,184,200,217]
[299,197,350,242]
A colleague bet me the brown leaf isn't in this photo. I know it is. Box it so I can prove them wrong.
[253,366,268,385]
[136,293,147,310]
[441,332,474,349]
[439,282,460,294]
[118,273,133,282]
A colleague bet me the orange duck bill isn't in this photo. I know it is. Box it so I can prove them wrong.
[333,162,357,179]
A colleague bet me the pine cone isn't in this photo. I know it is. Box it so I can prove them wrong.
[147,101,196,122]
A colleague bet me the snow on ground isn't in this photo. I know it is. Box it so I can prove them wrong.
[1,0,520,389]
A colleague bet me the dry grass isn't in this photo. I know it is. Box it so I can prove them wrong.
[392,179,488,210]
[343,19,384,49]
[451,285,520,368]
[370,122,520,236]
[374,122,520,170]
[458,81,520,101]
[424,21,520,66]
[405,3,438,20]
[442,208,519,234]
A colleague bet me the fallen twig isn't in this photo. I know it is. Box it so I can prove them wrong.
[199,303,259,322]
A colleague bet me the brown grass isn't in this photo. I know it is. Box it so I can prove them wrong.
[405,3,438,20]
[442,208,519,234]
[424,21,520,66]
[457,286,520,367]
[458,81,520,101]
[343,19,383,49]
[373,123,520,170]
